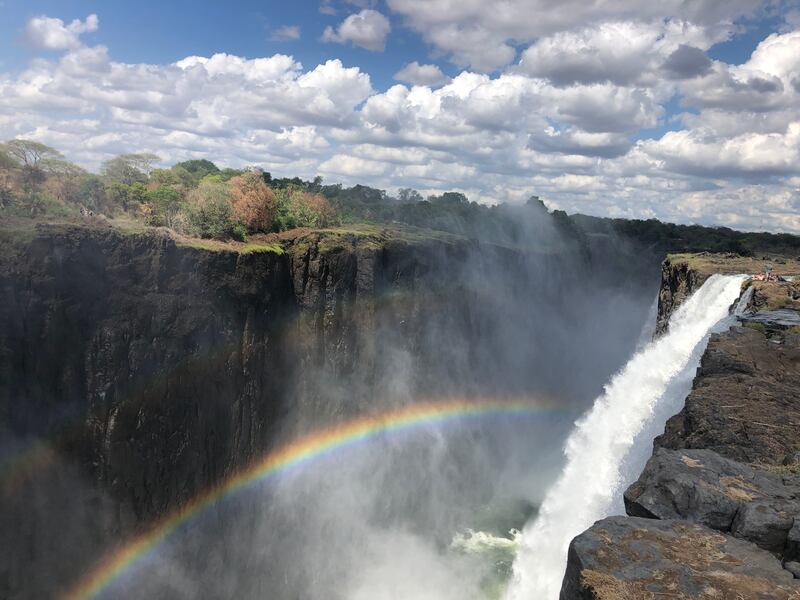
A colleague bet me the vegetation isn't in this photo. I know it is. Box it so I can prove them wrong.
[3,138,800,256]
[0,139,339,241]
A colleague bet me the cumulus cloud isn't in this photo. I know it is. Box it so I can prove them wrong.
[385,0,761,71]
[5,8,800,232]
[25,14,99,50]
[661,45,713,79]
[322,9,391,51]
[269,25,301,41]
[394,62,450,86]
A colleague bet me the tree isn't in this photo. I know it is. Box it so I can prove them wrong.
[275,188,338,230]
[40,159,87,206]
[105,181,148,211]
[398,188,423,203]
[2,139,62,194]
[145,186,185,228]
[228,172,277,233]
[78,175,106,212]
[186,179,234,239]
[3,139,62,168]
[173,159,219,183]
[101,153,160,185]
[150,166,194,188]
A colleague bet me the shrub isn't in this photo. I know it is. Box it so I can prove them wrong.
[145,186,185,228]
[185,179,234,239]
[228,173,277,233]
[275,188,338,230]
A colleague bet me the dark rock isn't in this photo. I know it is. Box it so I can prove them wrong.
[656,325,800,464]
[560,516,799,599]
[732,500,798,556]
[655,259,707,334]
[741,309,800,330]
[786,561,800,578]
[624,447,800,558]
[788,520,800,562]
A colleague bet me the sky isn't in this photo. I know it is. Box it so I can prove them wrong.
[1,1,800,232]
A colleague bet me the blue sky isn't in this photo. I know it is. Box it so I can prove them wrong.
[1,0,799,231]
[0,1,445,89]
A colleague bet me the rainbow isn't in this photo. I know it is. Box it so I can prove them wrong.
[63,396,561,600]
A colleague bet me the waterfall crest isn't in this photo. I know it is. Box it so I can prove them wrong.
[505,274,747,600]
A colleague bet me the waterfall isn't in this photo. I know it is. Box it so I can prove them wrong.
[505,274,747,600]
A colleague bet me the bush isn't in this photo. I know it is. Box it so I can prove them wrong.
[145,186,185,227]
[229,172,277,233]
[275,188,338,231]
[185,180,234,239]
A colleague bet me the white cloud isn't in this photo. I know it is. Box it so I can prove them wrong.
[25,14,98,50]
[322,9,391,51]
[385,0,761,71]
[394,62,450,86]
[6,9,800,233]
[269,25,301,41]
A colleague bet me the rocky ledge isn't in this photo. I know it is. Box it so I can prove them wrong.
[562,254,800,599]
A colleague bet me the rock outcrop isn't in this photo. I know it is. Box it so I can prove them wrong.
[655,258,707,334]
[561,516,799,600]
[0,222,474,598]
[561,256,800,599]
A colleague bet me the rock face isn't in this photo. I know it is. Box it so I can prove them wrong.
[0,222,661,599]
[655,258,708,334]
[656,324,800,464]
[0,223,480,598]
[561,267,800,599]
[625,448,800,559]
[561,516,799,600]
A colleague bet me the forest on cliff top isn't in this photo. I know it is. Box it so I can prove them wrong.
[3,138,800,257]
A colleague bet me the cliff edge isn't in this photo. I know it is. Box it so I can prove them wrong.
[562,253,800,599]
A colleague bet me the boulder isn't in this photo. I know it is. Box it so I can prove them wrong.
[624,448,800,558]
[560,516,799,599]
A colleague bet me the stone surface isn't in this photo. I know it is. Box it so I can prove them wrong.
[560,516,800,599]
[655,324,800,465]
[625,447,800,558]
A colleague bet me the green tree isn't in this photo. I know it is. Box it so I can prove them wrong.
[186,179,235,239]
[146,186,185,228]
[2,139,62,194]
[173,159,220,183]
[101,153,160,185]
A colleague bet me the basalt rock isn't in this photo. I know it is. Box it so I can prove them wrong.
[655,258,707,334]
[560,516,800,599]
[624,447,800,558]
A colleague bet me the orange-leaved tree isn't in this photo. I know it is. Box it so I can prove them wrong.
[228,172,276,233]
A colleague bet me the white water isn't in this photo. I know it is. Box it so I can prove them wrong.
[505,274,747,600]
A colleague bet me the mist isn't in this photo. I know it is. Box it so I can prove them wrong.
[0,205,661,599]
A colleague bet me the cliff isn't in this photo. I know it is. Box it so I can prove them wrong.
[0,221,475,598]
[561,254,800,599]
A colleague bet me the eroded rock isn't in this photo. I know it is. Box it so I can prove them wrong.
[560,516,799,599]
[624,447,800,558]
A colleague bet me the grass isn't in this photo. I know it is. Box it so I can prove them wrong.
[763,462,800,476]
[742,322,767,333]
[2,217,462,258]
[668,252,800,277]
[173,236,284,255]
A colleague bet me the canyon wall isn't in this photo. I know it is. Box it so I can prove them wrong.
[561,257,800,599]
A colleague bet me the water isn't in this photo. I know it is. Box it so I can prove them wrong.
[505,274,747,600]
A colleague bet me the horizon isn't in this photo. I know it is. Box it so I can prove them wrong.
[1,1,799,232]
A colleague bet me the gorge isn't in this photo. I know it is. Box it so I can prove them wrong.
[1,212,799,600]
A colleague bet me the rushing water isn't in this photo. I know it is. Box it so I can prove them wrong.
[505,274,747,600]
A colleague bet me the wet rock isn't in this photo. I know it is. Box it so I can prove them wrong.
[741,309,800,331]
[560,516,799,599]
